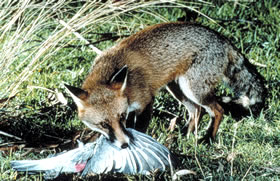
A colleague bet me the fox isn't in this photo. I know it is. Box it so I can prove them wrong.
[65,22,266,149]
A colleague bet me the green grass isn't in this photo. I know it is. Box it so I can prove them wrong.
[1,0,280,180]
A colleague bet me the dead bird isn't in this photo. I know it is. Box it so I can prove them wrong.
[11,128,177,180]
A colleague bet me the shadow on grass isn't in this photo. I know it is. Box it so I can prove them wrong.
[0,102,84,148]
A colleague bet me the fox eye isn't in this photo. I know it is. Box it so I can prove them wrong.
[100,122,110,129]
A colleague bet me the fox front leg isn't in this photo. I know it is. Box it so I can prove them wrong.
[126,99,154,133]
[126,111,137,129]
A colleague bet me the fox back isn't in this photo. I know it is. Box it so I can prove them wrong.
[66,22,266,147]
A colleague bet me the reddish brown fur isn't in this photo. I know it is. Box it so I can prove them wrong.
[67,22,266,146]
[82,23,196,113]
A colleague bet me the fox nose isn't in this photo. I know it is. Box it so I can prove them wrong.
[121,143,129,149]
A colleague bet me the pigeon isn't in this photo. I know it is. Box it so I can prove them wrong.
[11,128,177,179]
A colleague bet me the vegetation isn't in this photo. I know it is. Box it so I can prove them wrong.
[1,0,279,180]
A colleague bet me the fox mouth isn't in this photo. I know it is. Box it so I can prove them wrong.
[108,123,135,149]
[83,120,134,149]
[122,127,135,143]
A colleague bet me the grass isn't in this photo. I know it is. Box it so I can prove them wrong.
[1,0,280,180]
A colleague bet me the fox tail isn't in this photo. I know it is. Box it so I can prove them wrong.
[219,48,266,119]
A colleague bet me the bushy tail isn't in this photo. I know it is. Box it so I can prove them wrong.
[220,48,266,119]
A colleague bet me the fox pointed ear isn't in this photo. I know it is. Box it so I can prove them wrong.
[64,84,88,109]
[109,65,128,92]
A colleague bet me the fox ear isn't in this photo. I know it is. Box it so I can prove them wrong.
[64,84,88,109]
[109,65,128,92]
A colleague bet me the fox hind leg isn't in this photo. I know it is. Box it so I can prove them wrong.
[166,81,202,138]
[202,102,224,142]
[177,76,224,143]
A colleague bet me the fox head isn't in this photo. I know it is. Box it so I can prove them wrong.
[65,66,133,149]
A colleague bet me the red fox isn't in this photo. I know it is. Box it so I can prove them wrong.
[65,22,266,148]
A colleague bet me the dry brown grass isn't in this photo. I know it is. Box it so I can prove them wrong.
[0,0,204,105]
